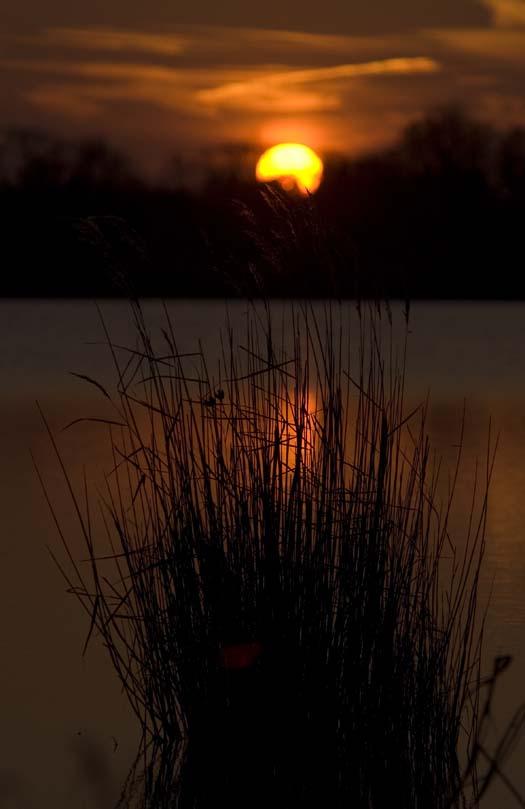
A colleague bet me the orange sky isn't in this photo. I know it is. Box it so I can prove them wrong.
[2,1,525,172]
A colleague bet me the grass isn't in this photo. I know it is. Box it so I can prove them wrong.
[38,298,516,808]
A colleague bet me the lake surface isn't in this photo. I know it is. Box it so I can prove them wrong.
[1,300,524,809]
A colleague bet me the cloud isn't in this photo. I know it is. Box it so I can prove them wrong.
[36,25,376,56]
[3,0,493,36]
[29,26,189,56]
[428,28,525,63]
[26,85,106,119]
[196,58,440,112]
[481,0,525,27]
[5,25,441,123]
[30,25,428,68]
[5,56,440,118]
[3,20,525,165]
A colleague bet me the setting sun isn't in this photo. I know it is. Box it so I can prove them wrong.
[256,143,324,194]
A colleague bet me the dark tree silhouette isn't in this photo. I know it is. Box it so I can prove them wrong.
[1,109,525,298]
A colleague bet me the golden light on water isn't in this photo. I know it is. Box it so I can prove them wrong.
[256,143,324,194]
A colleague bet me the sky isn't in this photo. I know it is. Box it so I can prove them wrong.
[2,0,525,173]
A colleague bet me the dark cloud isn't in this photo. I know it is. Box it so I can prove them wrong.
[3,0,492,35]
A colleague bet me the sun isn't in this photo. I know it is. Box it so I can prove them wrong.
[256,143,324,195]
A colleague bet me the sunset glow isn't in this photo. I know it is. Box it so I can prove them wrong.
[256,143,324,194]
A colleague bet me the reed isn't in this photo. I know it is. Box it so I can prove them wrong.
[40,300,499,808]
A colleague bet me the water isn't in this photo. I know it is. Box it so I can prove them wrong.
[1,300,524,808]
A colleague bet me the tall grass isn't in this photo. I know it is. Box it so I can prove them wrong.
[40,300,499,808]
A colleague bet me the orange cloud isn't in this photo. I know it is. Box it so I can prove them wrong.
[30,27,188,56]
[6,25,441,126]
[32,25,426,64]
[26,85,103,119]
[196,58,440,112]
[428,28,525,62]
[5,21,525,165]
[481,0,525,27]
[5,56,440,118]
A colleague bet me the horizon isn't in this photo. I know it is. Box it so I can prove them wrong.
[1,102,522,189]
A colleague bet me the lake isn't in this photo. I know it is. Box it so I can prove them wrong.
[1,300,524,809]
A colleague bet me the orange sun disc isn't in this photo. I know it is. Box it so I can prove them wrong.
[256,143,324,194]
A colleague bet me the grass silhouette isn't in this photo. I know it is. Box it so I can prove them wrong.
[38,300,517,808]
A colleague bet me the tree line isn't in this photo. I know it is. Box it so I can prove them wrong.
[1,108,524,298]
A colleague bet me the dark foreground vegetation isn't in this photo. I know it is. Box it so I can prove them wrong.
[38,302,524,808]
[3,107,525,298]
